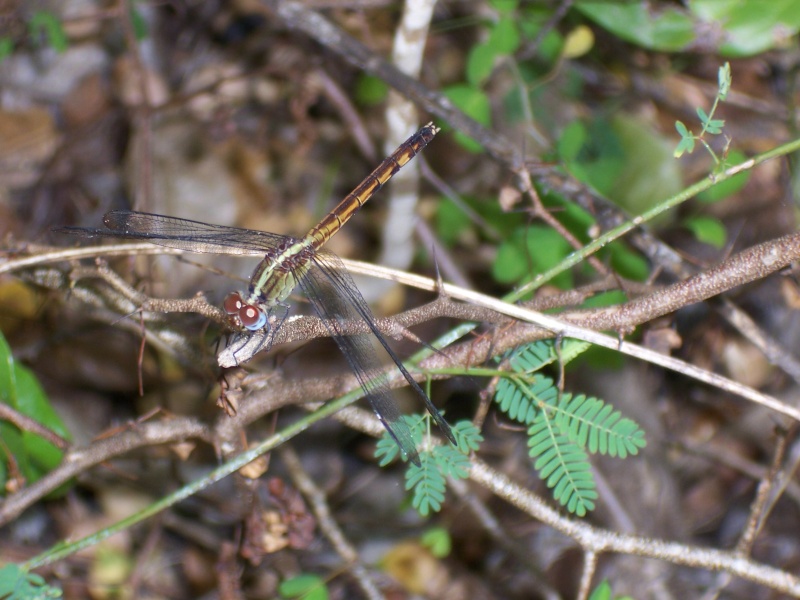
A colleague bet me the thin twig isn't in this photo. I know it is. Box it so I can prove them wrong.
[281,446,384,600]
[0,403,69,450]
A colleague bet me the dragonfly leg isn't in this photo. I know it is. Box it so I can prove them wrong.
[218,327,272,368]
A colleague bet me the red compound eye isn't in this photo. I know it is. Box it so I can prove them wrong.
[239,304,267,330]
[223,293,244,315]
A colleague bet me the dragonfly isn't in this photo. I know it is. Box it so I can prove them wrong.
[57,122,455,465]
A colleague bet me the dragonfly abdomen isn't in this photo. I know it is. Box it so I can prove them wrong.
[306,122,439,250]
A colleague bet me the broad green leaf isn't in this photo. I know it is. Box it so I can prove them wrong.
[588,579,612,600]
[580,289,628,310]
[604,114,682,225]
[492,226,573,289]
[466,42,497,87]
[691,0,800,56]
[0,331,70,494]
[487,16,520,55]
[129,6,149,40]
[0,37,13,60]
[576,1,695,52]
[490,0,518,12]
[559,117,624,197]
[442,85,491,153]
[435,198,472,246]
[697,150,750,203]
[354,74,388,106]
[279,574,328,600]
[557,120,588,163]
[0,564,62,598]
[683,216,727,248]
[421,527,452,558]
[608,243,650,282]
[29,11,68,53]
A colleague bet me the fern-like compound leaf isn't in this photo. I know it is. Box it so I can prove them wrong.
[452,421,483,452]
[508,341,558,372]
[555,394,646,458]
[495,375,559,425]
[434,445,471,479]
[528,416,597,516]
[407,454,446,517]
[505,339,592,373]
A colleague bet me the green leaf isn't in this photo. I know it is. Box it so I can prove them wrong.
[674,133,695,158]
[490,0,518,13]
[696,106,710,124]
[406,454,446,516]
[692,0,800,57]
[696,150,750,203]
[0,37,14,60]
[507,341,559,372]
[354,74,389,106]
[0,564,63,599]
[495,374,559,425]
[563,115,683,223]
[29,11,68,53]
[375,415,420,466]
[466,42,498,88]
[435,198,473,246]
[604,114,683,223]
[375,434,401,466]
[683,216,727,248]
[452,420,483,453]
[718,62,732,99]
[588,579,612,600]
[492,226,573,289]
[442,85,492,152]
[576,1,695,51]
[528,416,597,516]
[557,120,589,163]
[608,243,650,282]
[705,118,725,133]
[505,339,591,372]
[579,289,628,310]
[554,394,647,457]
[0,330,71,494]
[129,6,149,40]
[279,574,328,600]
[421,527,452,558]
[434,445,471,479]
[487,16,520,55]
[674,120,690,138]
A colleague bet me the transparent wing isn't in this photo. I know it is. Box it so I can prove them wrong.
[300,251,455,464]
[55,211,286,256]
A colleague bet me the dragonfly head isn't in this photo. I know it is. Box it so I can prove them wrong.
[223,292,267,331]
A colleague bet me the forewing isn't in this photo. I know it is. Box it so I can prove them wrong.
[56,211,285,256]
[299,252,421,464]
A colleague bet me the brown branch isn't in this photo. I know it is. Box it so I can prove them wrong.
[469,459,800,597]
[256,0,691,285]
[424,231,800,372]
[0,404,69,451]
[258,0,522,168]
[281,446,384,599]
[0,416,209,525]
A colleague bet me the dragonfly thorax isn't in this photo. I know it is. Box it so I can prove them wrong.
[223,291,267,330]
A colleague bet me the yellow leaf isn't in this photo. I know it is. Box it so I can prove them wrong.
[562,25,595,58]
